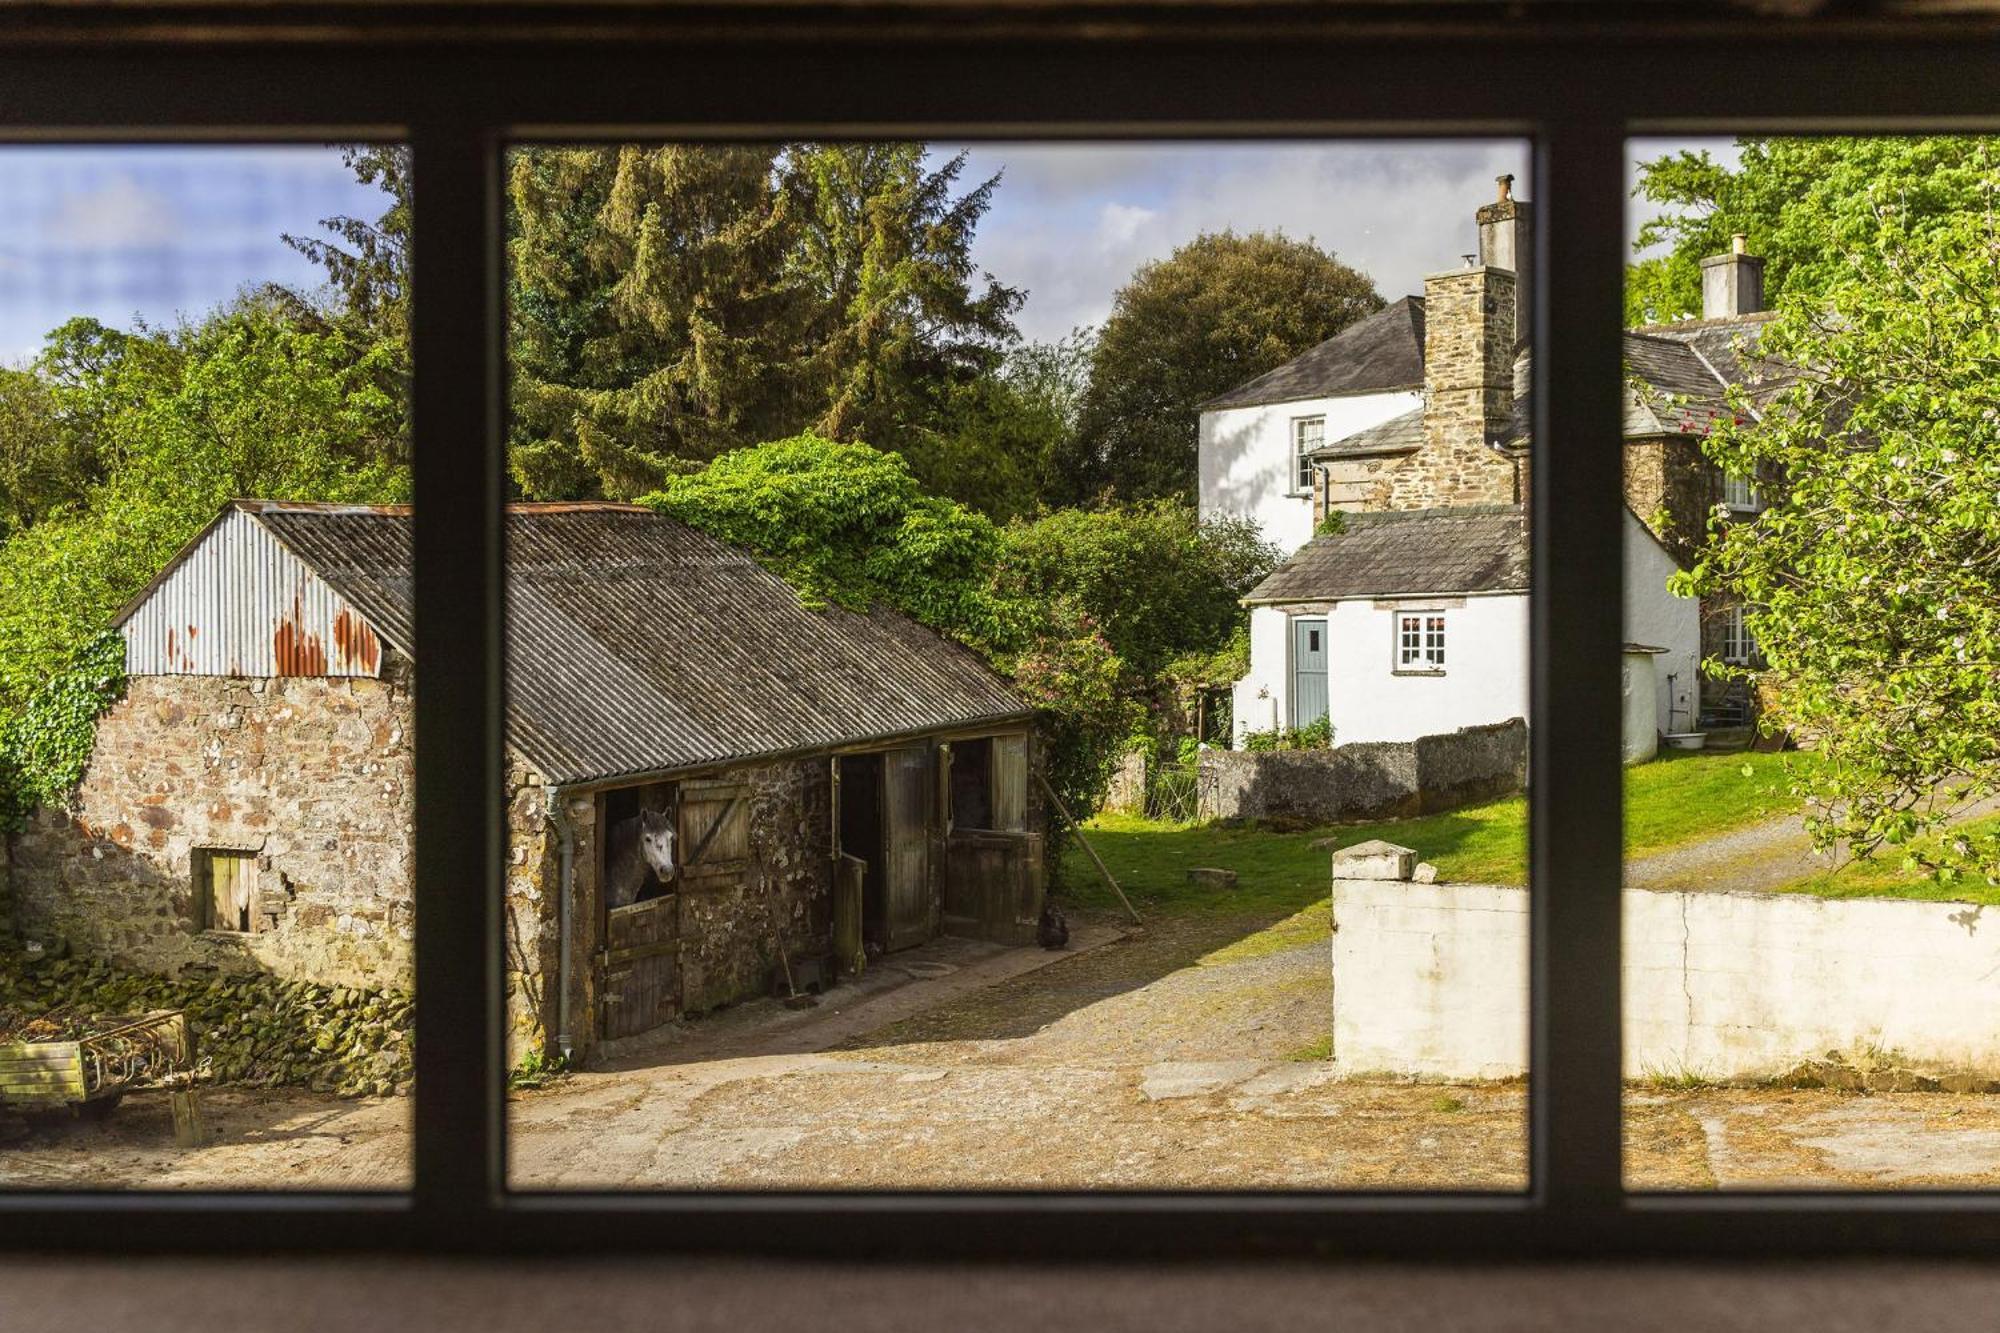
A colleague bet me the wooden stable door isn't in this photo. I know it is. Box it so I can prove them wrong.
[882,746,933,952]
[601,894,677,1040]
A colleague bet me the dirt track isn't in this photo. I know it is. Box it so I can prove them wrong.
[11,910,2000,1191]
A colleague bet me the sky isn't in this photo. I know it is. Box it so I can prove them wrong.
[0,138,1733,366]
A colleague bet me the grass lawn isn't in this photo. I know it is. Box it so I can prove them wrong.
[1060,747,1802,924]
[1770,812,2000,907]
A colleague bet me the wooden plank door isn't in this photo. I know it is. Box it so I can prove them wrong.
[1291,616,1329,730]
[601,894,677,1039]
[882,746,932,952]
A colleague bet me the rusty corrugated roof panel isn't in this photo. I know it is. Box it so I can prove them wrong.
[248,502,1030,786]
[120,507,385,678]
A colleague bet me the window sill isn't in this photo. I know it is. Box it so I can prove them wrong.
[1392,668,1446,677]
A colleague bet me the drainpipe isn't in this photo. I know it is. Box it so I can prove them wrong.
[544,787,576,1063]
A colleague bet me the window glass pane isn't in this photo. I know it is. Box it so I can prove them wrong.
[1624,134,2000,1191]
[0,145,412,1190]
[501,140,1530,1191]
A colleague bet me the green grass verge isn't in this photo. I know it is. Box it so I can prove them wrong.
[1061,748,1804,922]
[1770,812,2000,907]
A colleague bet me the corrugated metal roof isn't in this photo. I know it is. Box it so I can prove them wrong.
[1243,505,1528,604]
[135,501,1031,787]
[120,507,385,678]
[1199,296,1426,411]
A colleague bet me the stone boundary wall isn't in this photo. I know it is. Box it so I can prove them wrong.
[1330,873,2000,1081]
[1199,717,1525,824]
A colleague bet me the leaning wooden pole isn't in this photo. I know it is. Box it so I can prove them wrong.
[1038,773,1142,927]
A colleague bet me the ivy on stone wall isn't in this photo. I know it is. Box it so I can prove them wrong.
[0,630,126,833]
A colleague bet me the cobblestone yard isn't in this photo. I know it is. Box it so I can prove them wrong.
[10,907,2000,1191]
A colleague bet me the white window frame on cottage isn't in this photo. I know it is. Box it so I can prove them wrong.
[1719,603,1759,666]
[1721,470,1761,513]
[1292,415,1326,494]
[1394,611,1447,673]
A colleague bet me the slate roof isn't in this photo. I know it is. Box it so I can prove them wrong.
[1305,406,1425,458]
[240,502,1030,786]
[1198,296,1426,411]
[1242,505,1528,605]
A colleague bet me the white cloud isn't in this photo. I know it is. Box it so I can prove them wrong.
[956,141,1529,342]
[1097,202,1159,250]
[39,174,184,250]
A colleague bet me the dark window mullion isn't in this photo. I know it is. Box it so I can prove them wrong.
[409,120,507,1224]
[1530,123,1629,1217]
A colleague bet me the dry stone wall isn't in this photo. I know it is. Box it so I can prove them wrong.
[1200,718,1526,825]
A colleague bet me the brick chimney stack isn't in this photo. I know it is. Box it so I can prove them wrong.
[1476,173,1534,350]
[1700,232,1764,319]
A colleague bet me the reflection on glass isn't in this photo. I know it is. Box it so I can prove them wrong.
[0,146,411,1189]
[501,142,1532,1191]
[1623,135,2000,1190]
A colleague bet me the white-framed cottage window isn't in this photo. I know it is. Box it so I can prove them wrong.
[1292,415,1325,493]
[1719,603,1759,665]
[1395,612,1446,672]
[1720,470,1761,512]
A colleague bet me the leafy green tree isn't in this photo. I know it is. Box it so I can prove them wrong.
[1067,231,1381,502]
[1680,181,2000,884]
[1628,136,2000,324]
[995,500,1276,686]
[905,330,1095,520]
[0,306,409,719]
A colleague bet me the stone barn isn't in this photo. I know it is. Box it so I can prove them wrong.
[10,500,1048,1063]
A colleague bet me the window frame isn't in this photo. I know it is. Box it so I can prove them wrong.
[1291,414,1326,494]
[1394,610,1447,674]
[5,14,2000,1261]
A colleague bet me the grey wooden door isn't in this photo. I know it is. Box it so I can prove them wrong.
[1292,617,1329,730]
[882,745,932,952]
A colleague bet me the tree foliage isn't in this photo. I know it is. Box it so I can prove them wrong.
[1066,231,1381,502]
[0,307,409,720]
[280,145,412,341]
[1628,136,2000,324]
[507,144,1021,503]
[1679,177,2000,884]
[995,500,1277,685]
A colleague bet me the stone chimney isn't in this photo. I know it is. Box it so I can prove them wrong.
[1399,256,1520,509]
[1476,173,1533,350]
[1700,233,1765,319]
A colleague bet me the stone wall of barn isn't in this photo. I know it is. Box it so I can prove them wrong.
[664,758,833,1019]
[10,657,417,991]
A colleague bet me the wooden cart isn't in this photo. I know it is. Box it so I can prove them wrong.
[0,1009,195,1124]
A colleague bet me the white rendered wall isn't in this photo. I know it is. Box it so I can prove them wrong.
[1231,594,1529,747]
[1332,879,2000,1080]
[1198,389,1421,555]
[1622,508,1700,735]
[1231,512,1693,749]
[1231,605,1295,742]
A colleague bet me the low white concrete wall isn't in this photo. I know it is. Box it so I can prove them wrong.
[1331,879,2000,1080]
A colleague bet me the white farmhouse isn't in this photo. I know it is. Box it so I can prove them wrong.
[1208,176,1780,751]
[1196,298,1426,556]
[1230,504,1698,752]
